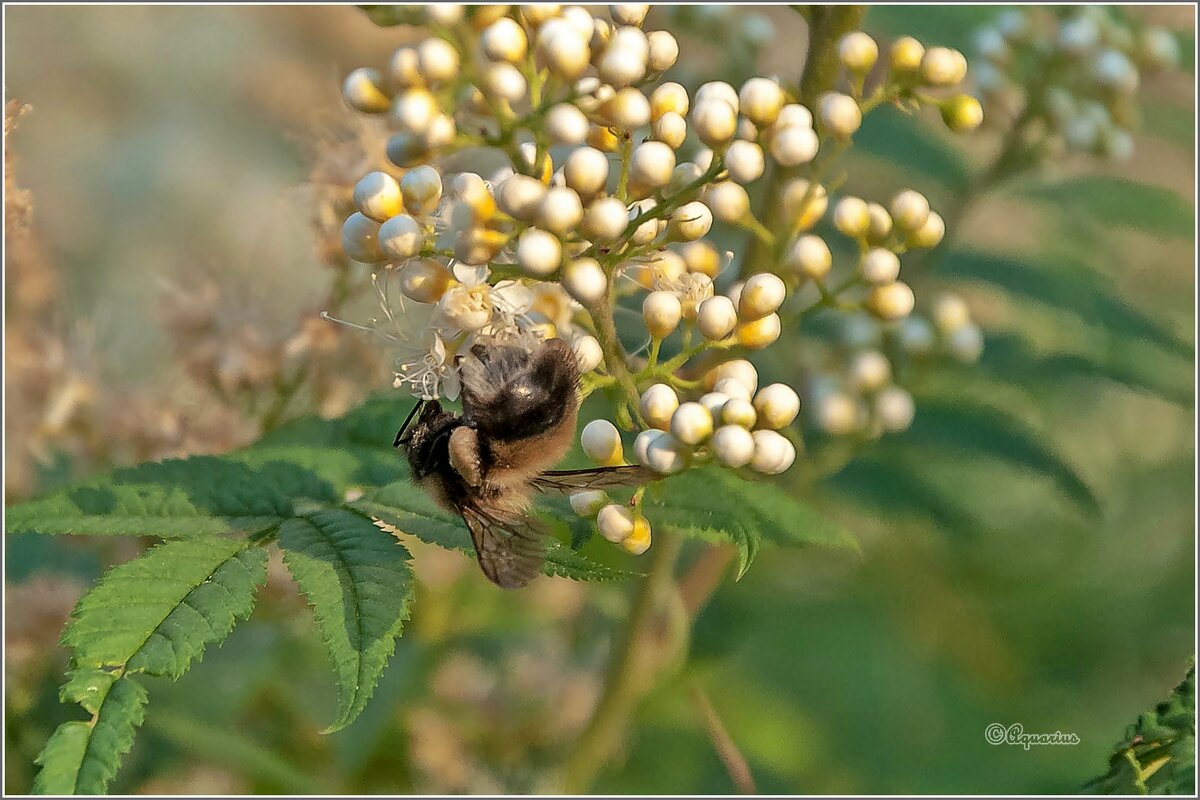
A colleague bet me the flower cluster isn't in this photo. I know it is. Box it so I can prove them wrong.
[971,6,1181,161]
[334,6,984,556]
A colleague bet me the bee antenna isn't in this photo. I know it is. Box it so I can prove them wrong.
[394,399,425,447]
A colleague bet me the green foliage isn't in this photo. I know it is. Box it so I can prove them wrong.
[32,672,148,795]
[855,106,971,194]
[279,509,415,733]
[62,538,267,678]
[1084,666,1196,795]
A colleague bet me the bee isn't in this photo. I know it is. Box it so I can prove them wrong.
[395,336,652,588]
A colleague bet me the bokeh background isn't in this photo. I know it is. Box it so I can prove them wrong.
[5,4,1195,794]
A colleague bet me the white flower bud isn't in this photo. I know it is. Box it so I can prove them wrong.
[571,333,604,374]
[633,428,664,465]
[875,387,915,433]
[609,4,649,26]
[714,377,752,402]
[560,6,595,38]
[546,103,590,145]
[426,5,464,25]
[668,201,713,241]
[516,228,563,277]
[538,186,584,235]
[343,67,391,113]
[1139,27,1180,70]
[890,36,926,73]
[975,27,1008,63]
[691,99,738,147]
[697,296,738,341]
[393,88,439,135]
[582,419,624,465]
[570,490,609,517]
[650,81,690,119]
[622,516,652,554]
[385,132,429,169]
[400,165,443,215]
[847,351,892,393]
[424,114,456,150]
[643,290,683,338]
[725,140,765,184]
[698,392,731,419]
[861,248,901,285]
[866,282,915,321]
[819,92,862,138]
[720,398,757,429]
[753,383,801,430]
[815,390,862,436]
[670,402,714,445]
[630,141,676,190]
[639,384,679,430]
[839,31,879,72]
[866,202,893,244]
[398,258,452,303]
[737,313,782,350]
[696,80,739,111]
[482,17,529,64]
[352,171,404,222]
[907,211,945,249]
[647,30,679,72]
[584,197,629,242]
[597,503,635,542]
[737,273,787,321]
[776,103,813,129]
[712,425,756,468]
[704,181,750,223]
[725,281,744,310]
[497,174,547,221]
[417,37,460,85]
[341,212,385,263]
[889,190,930,233]
[681,241,723,278]
[931,292,971,333]
[562,257,607,305]
[769,125,820,166]
[538,23,591,79]
[941,94,984,133]
[948,323,984,363]
[738,77,786,128]
[1101,127,1135,163]
[625,199,660,243]
[651,111,687,150]
[599,26,649,87]
[1093,48,1139,93]
[667,161,703,194]
[604,86,652,130]
[784,235,832,280]
[1057,15,1100,55]
[640,431,689,475]
[706,359,758,394]
[564,147,610,197]
[750,429,796,474]
[389,47,423,89]
[920,46,968,86]
[833,196,870,238]
[483,62,528,102]
[377,214,424,261]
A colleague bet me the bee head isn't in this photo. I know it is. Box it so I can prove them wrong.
[461,338,579,440]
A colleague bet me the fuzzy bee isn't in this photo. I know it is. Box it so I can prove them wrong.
[395,336,652,588]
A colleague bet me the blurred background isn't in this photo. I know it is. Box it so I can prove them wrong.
[4,5,1195,794]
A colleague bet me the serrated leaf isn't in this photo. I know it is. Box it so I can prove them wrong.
[354,482,638,582]
[32,674,148,795]
[1023,176,1194,239]
[63,537,267,679]
[4,457,334,539]
[1083,665,1195,795]
[278,509,414,732]
[940,250,1193,359]
[904,399,1100,515]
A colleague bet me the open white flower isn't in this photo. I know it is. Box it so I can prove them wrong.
[436,263,533,336]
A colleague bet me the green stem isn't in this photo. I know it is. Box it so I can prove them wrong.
[559,529,683,793]
[798,6,866,106]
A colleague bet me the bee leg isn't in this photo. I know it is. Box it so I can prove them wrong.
[448,425,484,488]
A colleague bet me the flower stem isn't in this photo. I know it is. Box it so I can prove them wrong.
[559,528,683,793]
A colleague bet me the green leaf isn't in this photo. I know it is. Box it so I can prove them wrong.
[32,673,148,795]
[940,250,1194,359]
[1022,177,1194,239]
[1083,665,1195,795]
[357,4,425,27]
[278,509,414,732]
[3,457,335,539]
[63,537,267,679]
[354,481,638,582]
[904,399,1100,515]
[826,458,982,534]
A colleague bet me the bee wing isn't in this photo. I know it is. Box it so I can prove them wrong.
[460,504,548,589]
[532,465,657,494]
